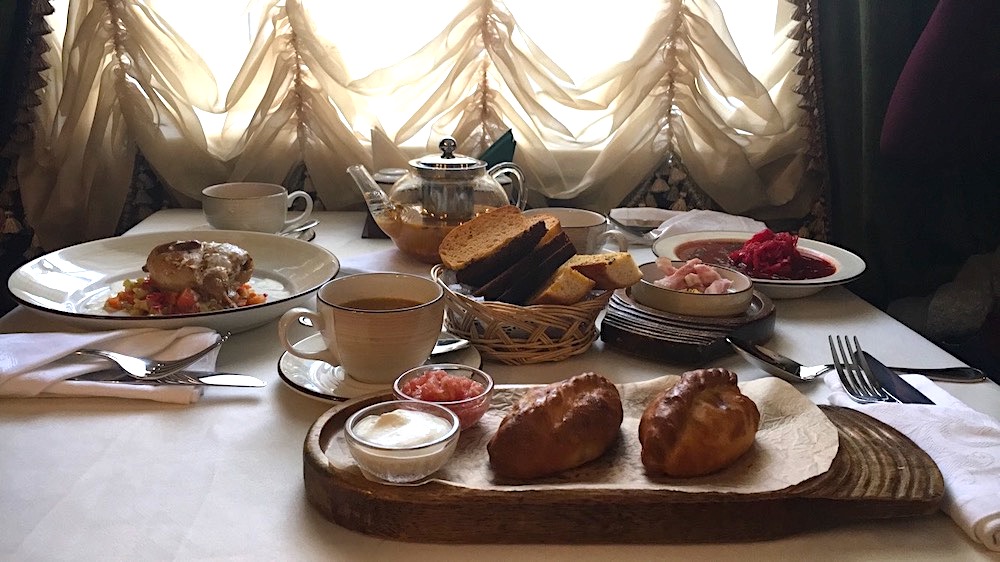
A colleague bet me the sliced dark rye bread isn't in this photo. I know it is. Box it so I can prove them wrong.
[474,230,574,301]
[439,206,548,287]
[531,213,563,247]
[438,205,528,271]
[496,237,576,305]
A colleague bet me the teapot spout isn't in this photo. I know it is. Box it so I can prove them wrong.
[347,164,393,216]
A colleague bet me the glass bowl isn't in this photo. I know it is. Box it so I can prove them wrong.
[393,363,494,429]
[344,400,460,485]
[632,261,753,317]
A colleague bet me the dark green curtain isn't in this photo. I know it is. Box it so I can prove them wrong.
[0,0,33,316]
[0,0,26,183]
[819,0,1000,309]
[819,0,936,307]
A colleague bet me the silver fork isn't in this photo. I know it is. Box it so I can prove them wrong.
[74,331,230,380]
[828,335,898,403]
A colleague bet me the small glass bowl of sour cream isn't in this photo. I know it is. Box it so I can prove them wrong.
[344,400,460,484]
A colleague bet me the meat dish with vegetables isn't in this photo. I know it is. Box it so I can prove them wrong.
[104,240,266,315]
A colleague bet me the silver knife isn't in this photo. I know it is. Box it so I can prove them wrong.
[859,351,934,404]
[69,369,266,388]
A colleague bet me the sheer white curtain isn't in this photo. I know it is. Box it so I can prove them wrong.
[22,0,812,250]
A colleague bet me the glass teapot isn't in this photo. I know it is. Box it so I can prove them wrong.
[347,137,525,263]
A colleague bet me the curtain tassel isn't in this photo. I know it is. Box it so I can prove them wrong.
[2,210,23,235]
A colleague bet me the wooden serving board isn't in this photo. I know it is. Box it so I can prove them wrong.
[303,395,943,544]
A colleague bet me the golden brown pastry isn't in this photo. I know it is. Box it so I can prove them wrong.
[638,368,760,477]
[488,373,623,479]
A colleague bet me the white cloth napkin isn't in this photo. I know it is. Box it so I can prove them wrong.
[0,327,222,404]
[610,208,766,246]
[825,372,1000,551]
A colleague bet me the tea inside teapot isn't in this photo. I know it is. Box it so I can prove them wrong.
[348,137,526,264]
[374,204,499,264]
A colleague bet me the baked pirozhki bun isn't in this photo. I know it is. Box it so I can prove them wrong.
[638,368,760,477]
[488,373,624,479]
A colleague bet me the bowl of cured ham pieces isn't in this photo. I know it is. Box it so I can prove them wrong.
[631,258,753,317]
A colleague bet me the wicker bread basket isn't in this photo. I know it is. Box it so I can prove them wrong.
[431,265,612,365]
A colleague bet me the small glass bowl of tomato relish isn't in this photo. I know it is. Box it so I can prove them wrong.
[393,364,494,429]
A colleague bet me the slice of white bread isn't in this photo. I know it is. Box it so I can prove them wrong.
[438,205,546,287]
[528,264,596,305]
[564,252,642,290]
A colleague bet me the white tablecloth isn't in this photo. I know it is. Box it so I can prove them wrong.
[2,210,998,561]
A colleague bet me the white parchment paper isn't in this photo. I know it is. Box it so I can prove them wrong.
[327,375,839,493]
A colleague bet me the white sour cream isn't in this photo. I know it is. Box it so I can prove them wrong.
[353,409,451,448]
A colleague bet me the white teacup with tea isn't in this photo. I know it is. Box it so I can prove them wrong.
[524,208,628,254]
[277,273,445,384]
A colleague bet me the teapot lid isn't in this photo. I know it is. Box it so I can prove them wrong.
[411,137,485,171]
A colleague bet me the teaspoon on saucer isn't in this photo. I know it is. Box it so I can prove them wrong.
[432,335,470,356]
[278,219,319,237]
[726,336,986,384]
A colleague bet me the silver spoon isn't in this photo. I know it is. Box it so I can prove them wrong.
[608,215,660,238]
[432,335,470,356]
[278,219,319,237]
[726,335,986,384]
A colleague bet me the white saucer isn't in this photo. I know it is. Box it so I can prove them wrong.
[277,333,483,402]
[190,223,316,242]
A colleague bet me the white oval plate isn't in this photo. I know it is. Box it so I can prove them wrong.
[8,230,340,333]
[278,333,483,402]
[652,231,866,299]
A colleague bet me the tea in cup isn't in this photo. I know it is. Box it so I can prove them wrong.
[202,182,313,233]
[277,273,445,384]
[524,208,628,254]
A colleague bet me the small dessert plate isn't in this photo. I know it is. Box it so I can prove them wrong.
[278,333,483,402]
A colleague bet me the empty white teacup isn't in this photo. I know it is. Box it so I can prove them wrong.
[202,182,313,233]
[524,207,628,254]
[277,273,445,384]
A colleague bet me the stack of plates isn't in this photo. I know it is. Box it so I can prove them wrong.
[601,287,776,365]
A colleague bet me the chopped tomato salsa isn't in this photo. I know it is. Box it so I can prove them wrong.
[401,369,485,402]
[103,277,266,316]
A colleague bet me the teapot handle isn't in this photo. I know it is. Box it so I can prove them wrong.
[487,163,526,210]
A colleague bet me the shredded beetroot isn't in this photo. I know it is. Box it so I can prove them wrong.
[728,229,801,279]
